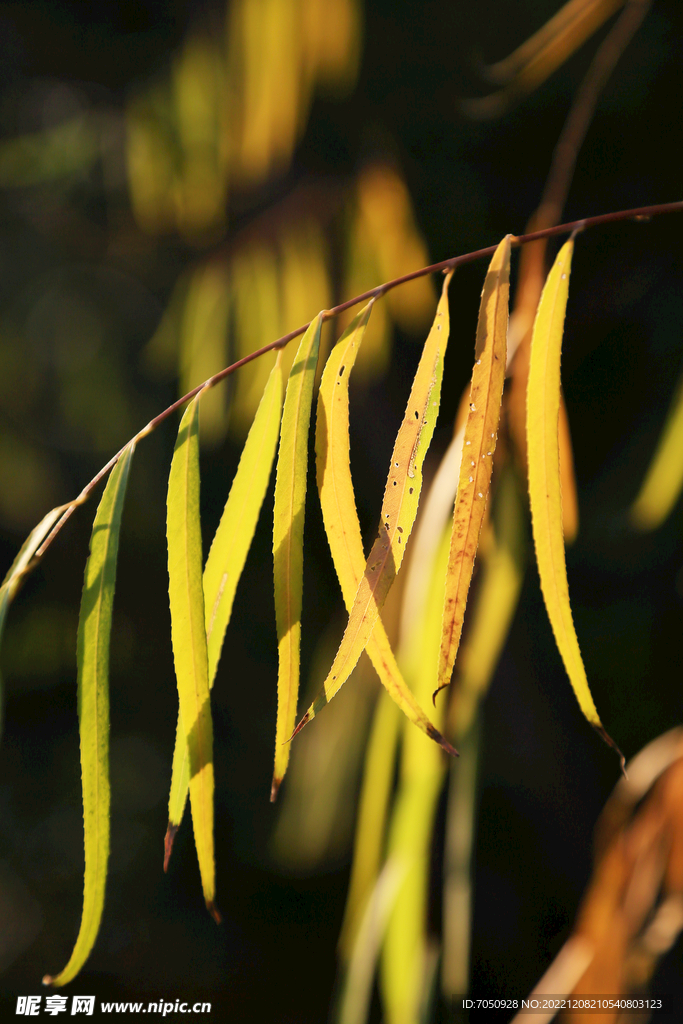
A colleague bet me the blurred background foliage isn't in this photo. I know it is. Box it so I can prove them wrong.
[0,0,682,1021]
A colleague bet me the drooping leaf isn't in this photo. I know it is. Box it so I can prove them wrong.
[165,357,283,865]
[338,688,401,962]
[435,236,511,701]
[314,301,455,753]
[380,522,452,1024]
[44,445,134,987]
[440,464,526,998]
[166,396,219,918]
[337,856,407,1024]
[526,239,623,765]
[271,312,324,800]
[205,355,284,680]
[270,628,376,873]
[630,368,683,530]
[507,236,579,543]
[294,273,454,737]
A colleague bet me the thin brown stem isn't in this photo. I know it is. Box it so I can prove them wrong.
[28,198,683,568]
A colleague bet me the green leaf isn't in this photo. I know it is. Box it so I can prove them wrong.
[294,273,454,736]
[165,357,283,865]
[166,396,219,919]
[272,312,324,800]
[43,445,134,987]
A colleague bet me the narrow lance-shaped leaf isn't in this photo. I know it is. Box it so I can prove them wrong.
[167,396,219,919]
[526,239,623,767]
[164,357,284,867]
[44,445,134,987]
[313,301,455,753]
[435,236,511,701]
[380,523,452,1024]
[0,503,67,740]
[294,273,454,738]
[272,313,324,800]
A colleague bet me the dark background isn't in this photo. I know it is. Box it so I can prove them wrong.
[0,1,681,1019]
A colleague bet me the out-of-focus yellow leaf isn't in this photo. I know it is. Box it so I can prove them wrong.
[527,240,621,764]
[380,523,452,1024]
[338,689,401,961]
[337,856,407,1024]
[294,274,454,738]
[342,163,435,382]
[464,0,624,118]
[436,236,511,701]
[270,629,376,872]
[179,261,230,446]
[141,272,190,381]
[126,87,178,235]
[357,165,435,332]
[171,33,228,238]
[484,0,618,84]
[279,223,332,381]
[0,117,99,187]
[229,245,283,436]
[272,313,324,800]
[630,370,683,530]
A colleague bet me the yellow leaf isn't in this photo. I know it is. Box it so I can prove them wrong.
[526,239,623,765]
[166,396,219,919]
[294,273,454,737]
[179,262,230,446]
[436,235,511,700]
[630,369,683,530]
[464,0,624,118]
[314,301,454,752]
[380,523,452,1024]
[338,689,401,962]
[271,312,324,800]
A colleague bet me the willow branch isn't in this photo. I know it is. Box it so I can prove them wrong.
[27,198,683,568]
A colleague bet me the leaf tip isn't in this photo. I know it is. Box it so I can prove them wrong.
[289,710,310,742]
[594,724,627,777]
[270,776,282,803]
[163,823,179,872]
[206,900,222,925]
[426,723,459,758]
[431,682,448,706]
